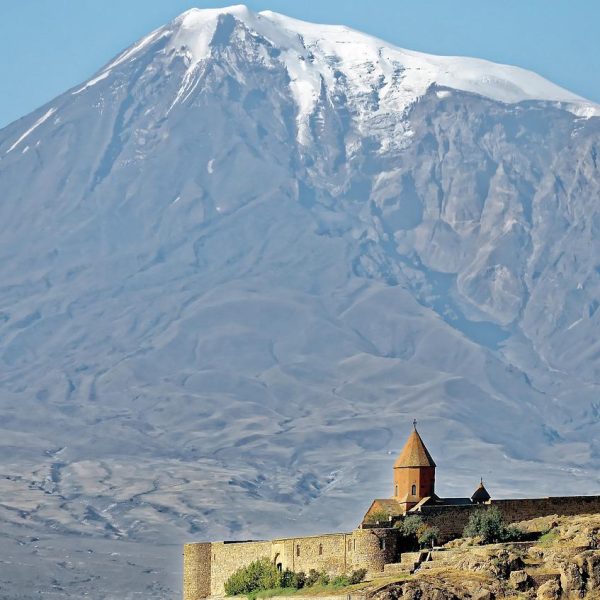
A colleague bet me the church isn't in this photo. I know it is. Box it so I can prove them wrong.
[362,421,490,523]
[183,423,600,600]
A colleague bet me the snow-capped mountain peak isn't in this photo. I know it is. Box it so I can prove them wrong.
[163,5,599,121]
[81,5,599,148]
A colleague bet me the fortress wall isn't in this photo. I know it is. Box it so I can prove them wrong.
[491,496,600,523]
[185,530,395,599]
[273,533,350,574]
[417,505,481,542]
[210,540,272,597]
[184,542,212,600]
[351,528,400,573]
[417,496,600,542]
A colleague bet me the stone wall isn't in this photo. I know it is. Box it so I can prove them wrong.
[183,529,399,599]
[272,533,350,574]
[351,528,401,573]
[415,505,482,542]
[184,543,212,600]
[211,540,272,597]
[492,496,600,524]
[416,496,600,542]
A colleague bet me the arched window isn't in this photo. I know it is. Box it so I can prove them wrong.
[411,484,417,496]
[395,485,398,496]
[379,537,386,550]
[318,543,323,556]
[296,544,300,557]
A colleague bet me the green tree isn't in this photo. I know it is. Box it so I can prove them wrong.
[417,526,439,547]
[224,558,281,596]
[463,507,524,544]
[396,515,424,537]
[365,509,391,524]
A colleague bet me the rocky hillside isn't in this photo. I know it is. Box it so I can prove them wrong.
[371,514,600,600]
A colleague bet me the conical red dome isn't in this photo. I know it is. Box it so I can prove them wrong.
[394,428,436,468]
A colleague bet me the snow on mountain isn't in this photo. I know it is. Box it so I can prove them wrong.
[67,5,600,147]
[0,5,599,599]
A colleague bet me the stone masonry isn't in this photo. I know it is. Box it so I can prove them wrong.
[184,528,400,598]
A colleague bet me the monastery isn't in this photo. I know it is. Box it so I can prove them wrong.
[184,423,600,599]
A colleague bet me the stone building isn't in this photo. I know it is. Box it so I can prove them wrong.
[184,423,600,599]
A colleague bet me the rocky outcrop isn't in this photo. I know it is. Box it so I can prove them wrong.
[369,514,600,600]
[371,578,499,600]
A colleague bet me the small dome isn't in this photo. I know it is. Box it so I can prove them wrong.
[471,480,491,504]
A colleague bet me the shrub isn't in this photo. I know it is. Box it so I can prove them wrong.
[224,558,280,596]
[278,569,308,590]
[293,571,306,589]
[316,571,330,586]
[417,526,439,547]
[331,575,350,587]
[305,569,319,587]
[504,525,526,542]
[348,568,368,584]
[365,509,391,524]
[464,508,504,543]
[304,569,330,587]
[396,515,424,537]
[463,507,525,544]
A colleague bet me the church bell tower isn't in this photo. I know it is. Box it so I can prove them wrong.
[393,421,436,513]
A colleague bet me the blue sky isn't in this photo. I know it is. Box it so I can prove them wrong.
[1,0,599,128]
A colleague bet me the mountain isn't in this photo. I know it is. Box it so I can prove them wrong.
[0,5,599,598]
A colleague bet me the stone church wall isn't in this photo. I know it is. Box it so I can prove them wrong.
[271,533,350,575]
[184,542,212,600]
[183,529,400,600]
[211,540,272,597]
[417,495,600,542]
[492,496,600,523]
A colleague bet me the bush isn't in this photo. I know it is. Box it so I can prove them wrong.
[279,568,306,589]
[348,568,368,584]
[293,571,306,589]
[417,526,439,547]
[463,508,525,544]
[305,569,320,587]
[365,509,391,524]
[224,558,280,596]
[331,575,350,587]
[225,563,364,596]
[316,571,330,586]
[396,515,424,537]
[504,525,527,542]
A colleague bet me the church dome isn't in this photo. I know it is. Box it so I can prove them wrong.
[394,426,436,468]
[471,480,491,504]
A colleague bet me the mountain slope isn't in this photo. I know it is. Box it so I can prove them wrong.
[0,5,599,599]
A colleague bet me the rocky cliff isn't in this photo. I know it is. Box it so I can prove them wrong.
[371,514,600,600]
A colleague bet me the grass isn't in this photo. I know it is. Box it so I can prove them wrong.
[536,529,559,547]
[246,588,298,600]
